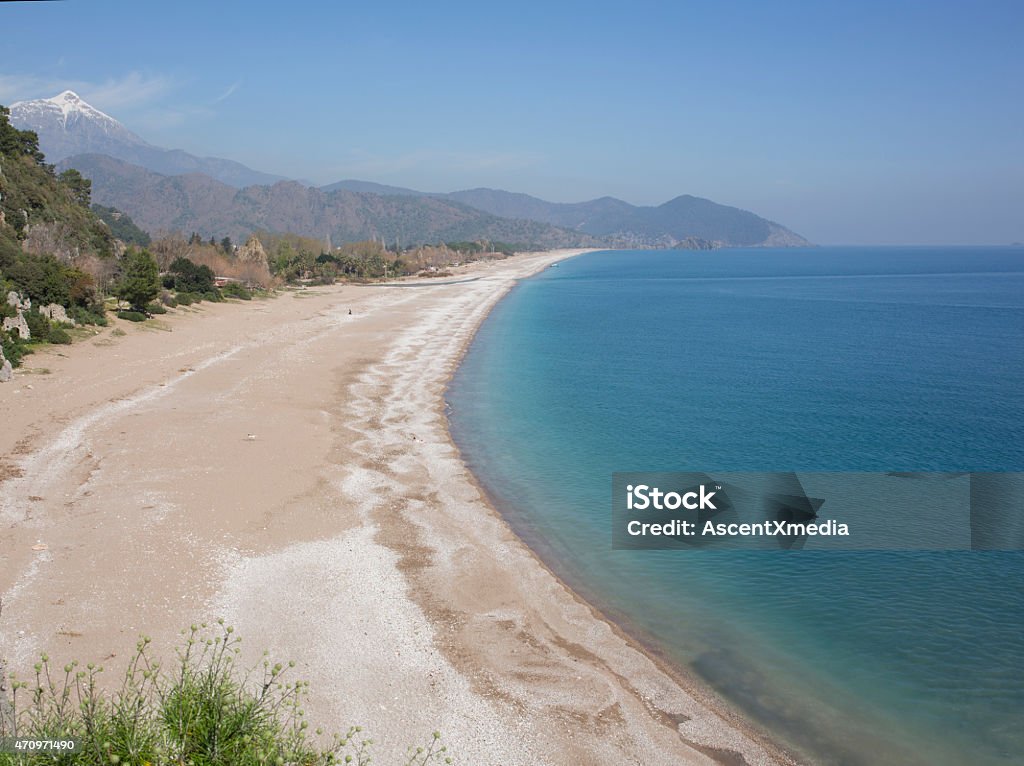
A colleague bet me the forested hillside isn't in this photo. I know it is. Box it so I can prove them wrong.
[1,104,116,371]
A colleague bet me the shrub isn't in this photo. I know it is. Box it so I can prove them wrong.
[48,326,72,344]
[167,257,216,294]
[202,290,223,303]
[116,310,146,322]
[175,292,197,306]
[24,310,51,342]
[0,623,452,766]
[146,302,167,315]
[221,282,252,300]
[70,306,108,326]
[1,330,29,367]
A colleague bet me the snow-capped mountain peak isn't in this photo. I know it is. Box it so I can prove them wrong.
[41,90,119,126]
[7,91,287,187]
[9,90,148,161]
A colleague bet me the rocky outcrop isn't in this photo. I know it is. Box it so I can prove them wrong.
[763,223,814,248]
[7,291,29,311]
[3,291,31,340]
[23,221,81,262]
[237,235,269,270]
[1,314,29,340]
[41,303,73,325]
[0,344,12,383]
[674,236,721,251]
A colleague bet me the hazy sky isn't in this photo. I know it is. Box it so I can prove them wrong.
[1,0,1021,244]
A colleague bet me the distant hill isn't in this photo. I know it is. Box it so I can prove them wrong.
[442,188,809,247]
[10,91,286,188]
[321,179,424,196]
[60,154,594,248]
[320,183,810,248]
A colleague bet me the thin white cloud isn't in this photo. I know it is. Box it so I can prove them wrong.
[0,73,60,103]
[0,71,174,110]
[212,81,241,104]
[86,72,175,110]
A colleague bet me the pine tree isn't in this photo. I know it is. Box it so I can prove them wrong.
[116,249,160,312]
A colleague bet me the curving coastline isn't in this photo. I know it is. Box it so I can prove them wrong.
[0,250,797,765]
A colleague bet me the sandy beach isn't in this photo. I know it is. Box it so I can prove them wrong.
[0,250,795,765]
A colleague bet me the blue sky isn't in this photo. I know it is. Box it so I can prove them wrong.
[1,0,1021,244]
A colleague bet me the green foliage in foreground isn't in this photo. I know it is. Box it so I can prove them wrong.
[0,623,452,766]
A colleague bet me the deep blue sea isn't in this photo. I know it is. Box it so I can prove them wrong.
[447,248,1024,766]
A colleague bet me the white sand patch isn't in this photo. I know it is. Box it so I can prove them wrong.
[214,526,546,765]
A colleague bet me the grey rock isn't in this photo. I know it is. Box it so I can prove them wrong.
[237,235,269,269]
[2,313,29,341]
[6,291,30,310]
[42,303,73,325]
[0,347,11,383]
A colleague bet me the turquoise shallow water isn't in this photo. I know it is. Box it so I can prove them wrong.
[447,248,1024,766]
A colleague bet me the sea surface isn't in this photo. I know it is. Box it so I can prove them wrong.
[447,247,1024,766]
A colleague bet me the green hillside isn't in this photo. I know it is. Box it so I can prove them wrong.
[0,105,115,368]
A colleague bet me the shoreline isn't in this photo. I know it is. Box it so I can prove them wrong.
[337,247,802,765]
[1,249,797,765]
[436,253,803,765]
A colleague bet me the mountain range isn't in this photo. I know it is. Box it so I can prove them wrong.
[11,92,810,249]
[56,154,588,248]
